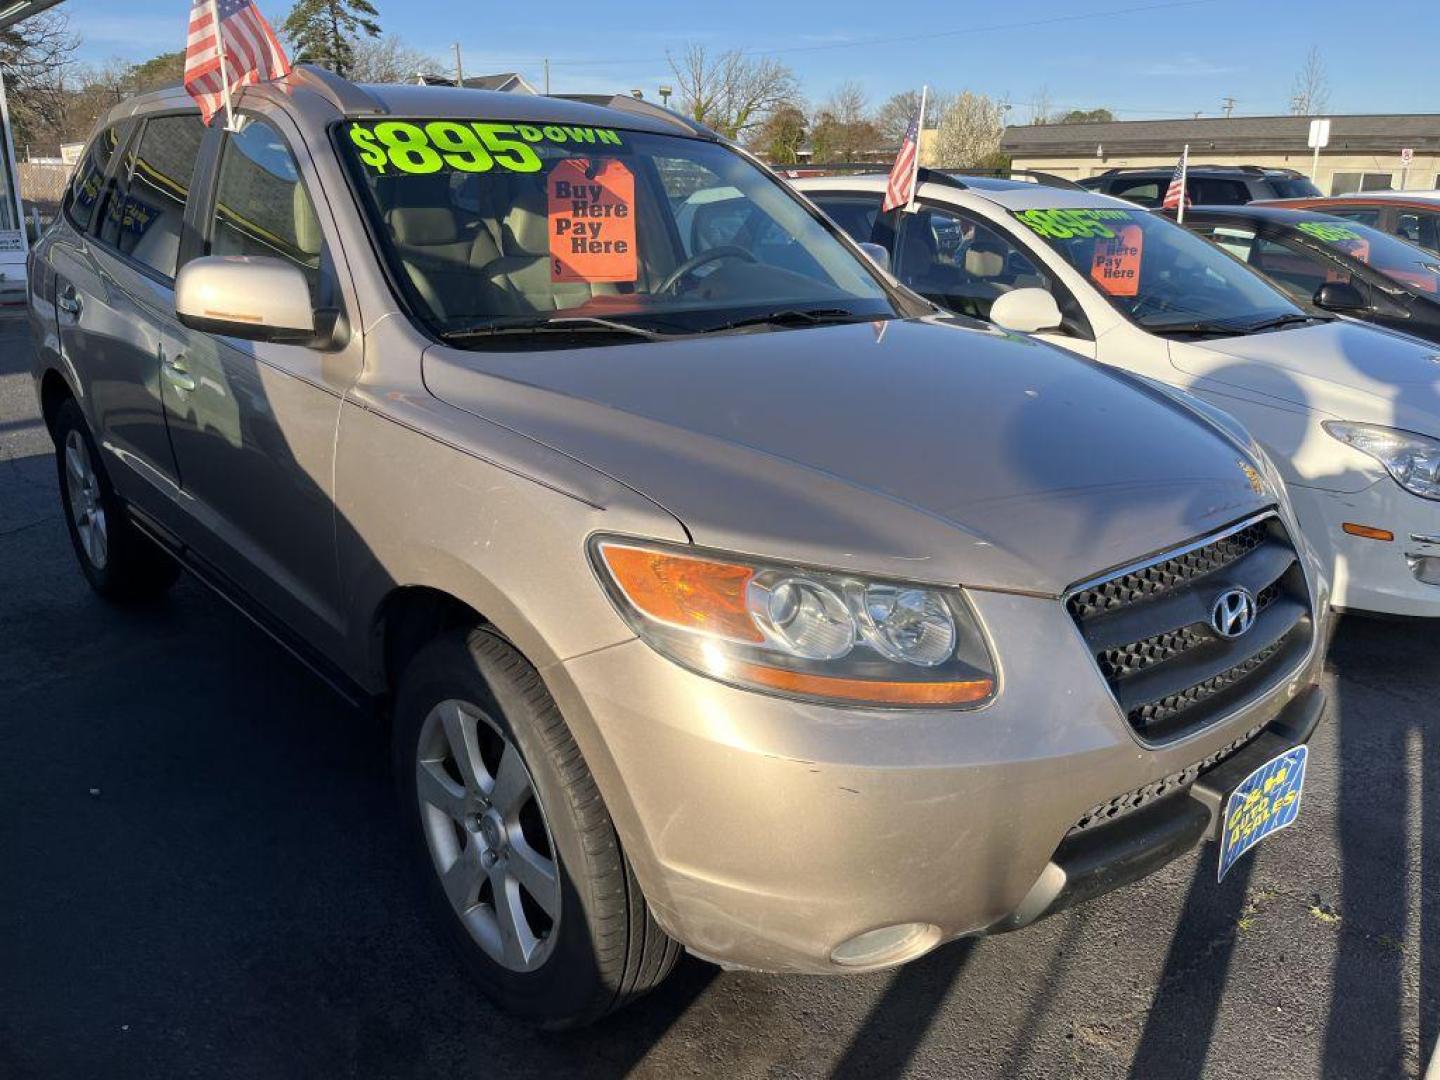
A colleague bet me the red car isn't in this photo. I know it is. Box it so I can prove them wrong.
[1259,191,1440,255]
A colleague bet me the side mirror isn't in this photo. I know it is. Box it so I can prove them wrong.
[857,241,891,273]
[176,256,326,344]
[1313,280,1368,313]
[989,287,1064,334]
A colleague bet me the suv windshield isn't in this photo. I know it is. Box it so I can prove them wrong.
[1010,206,1305,335]
[341,119,897,343]
[1290,217,1440,295]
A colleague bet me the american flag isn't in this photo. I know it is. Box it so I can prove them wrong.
[184,0,291,125]
[882,102,924,212]
[1162,144,1191,213]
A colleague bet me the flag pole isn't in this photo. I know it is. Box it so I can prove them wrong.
[1176,143,1189,225]
[905,84,928,214]
[210,0,237,131]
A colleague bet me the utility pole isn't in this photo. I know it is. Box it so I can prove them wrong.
[452,43,464,87]
[544,58,550,94]
[1222,96,1236,118]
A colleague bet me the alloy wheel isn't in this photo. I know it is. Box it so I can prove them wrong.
[415,699,561,972]
[64,429,108,570]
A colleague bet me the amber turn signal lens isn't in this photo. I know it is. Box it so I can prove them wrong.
[600,544,764,643]
[1342,523,1394,542]
[731,662,994,706]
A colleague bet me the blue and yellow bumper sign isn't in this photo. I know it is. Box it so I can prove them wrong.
[1218,745,1308,882]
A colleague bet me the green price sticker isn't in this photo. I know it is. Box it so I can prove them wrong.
[348,120,624,176]
[1015,208,1130,240]
[1296,221,1363,245]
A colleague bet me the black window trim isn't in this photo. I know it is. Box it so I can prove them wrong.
[87,107,208,289]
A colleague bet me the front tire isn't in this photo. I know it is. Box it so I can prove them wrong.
[393,627,680,1026]
[53,399,179,603]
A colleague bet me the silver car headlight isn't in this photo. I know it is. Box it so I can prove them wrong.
[590,537,996,708]
[1322,421,1440,501]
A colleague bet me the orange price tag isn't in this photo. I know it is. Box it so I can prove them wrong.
[548,159,638,284]
[1090,224,1144,296]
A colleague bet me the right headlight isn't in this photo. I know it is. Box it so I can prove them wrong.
[1322,421,1440,501]
[589,537,996,708]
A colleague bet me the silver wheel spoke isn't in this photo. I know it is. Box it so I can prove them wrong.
[490,744,529,816]
[91,510,108,567]
[416,760,467,821]
[440,702,488,795]
[491,867,538,969]
[440,842,486,912]
[65,441,85,487]
[507,838,559,917]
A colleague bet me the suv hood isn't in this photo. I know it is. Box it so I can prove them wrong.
[423,318,1271,594]
[1170,319,1440,435]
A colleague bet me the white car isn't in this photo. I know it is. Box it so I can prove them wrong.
[792,171,1440,617]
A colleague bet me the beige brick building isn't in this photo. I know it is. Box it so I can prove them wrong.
[1000,114,1440,195]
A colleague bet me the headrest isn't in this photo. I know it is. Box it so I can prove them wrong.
[500,179,551,254]
[965,246,1005,278]
[389,207,462,247]
[293,184,323,257]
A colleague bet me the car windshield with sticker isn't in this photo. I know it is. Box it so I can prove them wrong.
[342,119,898,343]
[1012,206,1304,336]
[1291,218,1440,295]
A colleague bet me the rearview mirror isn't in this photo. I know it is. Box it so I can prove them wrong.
[176,256,326,345]
[1313,280,1368,313]
[857,242,891,273]
[989,287,1064,334]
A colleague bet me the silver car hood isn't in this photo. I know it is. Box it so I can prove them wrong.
[423,317,1271,594]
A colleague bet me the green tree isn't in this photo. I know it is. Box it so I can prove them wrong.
[750,105,807,164]
[283,0,382,78]
[1054,107,1114,124]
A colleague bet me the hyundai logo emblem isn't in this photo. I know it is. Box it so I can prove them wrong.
[1211,587,1258,639]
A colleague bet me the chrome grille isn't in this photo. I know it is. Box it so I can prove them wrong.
[1066,512,1312,743]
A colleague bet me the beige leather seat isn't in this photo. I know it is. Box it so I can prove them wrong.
[485,184,620,314]
[388,206,503,322]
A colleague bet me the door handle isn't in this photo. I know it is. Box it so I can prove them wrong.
[57,289,82,317]
[162,352,197,393]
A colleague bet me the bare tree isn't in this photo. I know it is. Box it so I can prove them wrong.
[874,88,951,145]
[1027,85,1053,125]
[667,44,799,140]
[0,11,81,151]
[1289,46,1330,116]
[809,84,883,161]
[932,91,1007,168]
[347,35,441,83]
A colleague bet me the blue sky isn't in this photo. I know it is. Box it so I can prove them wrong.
[59,0,1440,119]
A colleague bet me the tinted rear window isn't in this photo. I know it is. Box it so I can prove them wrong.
[1270,177,1323,198]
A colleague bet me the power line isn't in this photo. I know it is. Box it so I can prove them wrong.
[519,0,1223,68]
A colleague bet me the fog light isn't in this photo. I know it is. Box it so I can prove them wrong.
[830,922,941,969]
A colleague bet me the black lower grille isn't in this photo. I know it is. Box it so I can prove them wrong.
[1067,513,1313,742]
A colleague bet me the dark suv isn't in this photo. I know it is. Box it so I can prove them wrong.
[1081,165,1321,207]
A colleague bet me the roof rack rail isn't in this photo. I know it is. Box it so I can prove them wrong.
[547,93,718,139]
[946,167,1085,190]
[286,63,389,116]
[1099,163,1298,177]
[771,163,973,190]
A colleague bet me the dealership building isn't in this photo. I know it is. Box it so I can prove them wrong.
[1001,114,1440,195]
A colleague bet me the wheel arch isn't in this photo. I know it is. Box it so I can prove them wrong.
[39,366,78,438]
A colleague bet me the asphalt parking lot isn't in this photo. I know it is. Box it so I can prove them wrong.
[0,311,1434,1080]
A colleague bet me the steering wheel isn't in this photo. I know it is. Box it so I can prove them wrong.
[659,245,757,294]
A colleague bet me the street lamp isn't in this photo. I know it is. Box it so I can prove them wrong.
[659,85,673,107]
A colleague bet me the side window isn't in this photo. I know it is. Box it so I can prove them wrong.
[1198,224,1259,262]
[1395,211,1440,253]
[1109,178,1162,207]
[1188,177,1250,205]
[896,205,1053,321]
[811,195,884,245]
[98,114,205,279]
[66,122,132,234]
[208,115,324,301]
[1250,238,1356,304]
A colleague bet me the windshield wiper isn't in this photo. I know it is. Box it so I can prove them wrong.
[1141,319,1246,338]
[440,315,673,343]
[1241,313,1325,332]
[699,307,871,334]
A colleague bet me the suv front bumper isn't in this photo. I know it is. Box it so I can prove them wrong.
[546,588,1327,975]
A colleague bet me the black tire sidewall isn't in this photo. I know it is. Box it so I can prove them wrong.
[392,628,621,1023]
